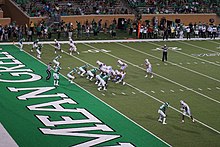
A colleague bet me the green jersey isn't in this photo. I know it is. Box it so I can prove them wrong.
[69,67,78,74]
[90,68,98,74]
[80,64,89,70]
[102,75,109,82]
[54,66,61,74]
[159,104,168,113]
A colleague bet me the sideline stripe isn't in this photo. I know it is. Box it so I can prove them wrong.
[0,123,18,147]
[85,43,220,104]
[2,37,219,46]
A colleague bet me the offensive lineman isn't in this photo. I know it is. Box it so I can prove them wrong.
[67,67,78,83]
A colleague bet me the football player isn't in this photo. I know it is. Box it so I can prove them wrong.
[145,59,153,78]
[117,60,128,71]
[67,67,78,83]
[78,64,89,76]
[31,39,39,52]
[54,39,63,54]
[69,39,79,55]
[86,68,99,81]
[180,100,195,123]
[158,102,169,124]
[18,38,25,51]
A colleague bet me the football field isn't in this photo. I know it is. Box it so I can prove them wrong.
[0,38,220,146]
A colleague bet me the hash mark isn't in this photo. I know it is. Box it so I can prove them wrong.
[170,90,174,92]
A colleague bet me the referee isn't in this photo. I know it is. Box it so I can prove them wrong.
[46,62,52,80]
[162,44,168,62]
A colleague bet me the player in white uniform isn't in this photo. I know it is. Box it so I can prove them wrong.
[18,38,25,51]
[180,100,195,123]
[115,70,126,85]
[54,39,63,54]
[117,60,128,71]
[145,59,153,78]
[31,39,39,52]
[36,44,43,59]
[53,55,62,66]
[69,37,79,55]
[158,102,169,124]
[96,60,104,69]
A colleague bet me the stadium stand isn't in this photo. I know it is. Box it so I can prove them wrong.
[127,0,220,14]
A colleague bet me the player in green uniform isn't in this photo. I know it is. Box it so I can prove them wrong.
[53,64,61,86]
[78,64,89,77]
[36,44,42,59]
[158,102,169,124]
[18,38,25,51]
[98,73,109,91]
[67,67,78,83]
[86,68,99,81]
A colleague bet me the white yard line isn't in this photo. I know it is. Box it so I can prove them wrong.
[147,41,220,67]
[117,42,220,82]
[19,44,172,146]
[179,41,220,54]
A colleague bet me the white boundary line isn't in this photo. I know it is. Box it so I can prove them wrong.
[1,37,220,46]
[48,43,220,135]
[84,43,220,104]
[118,42,220,82]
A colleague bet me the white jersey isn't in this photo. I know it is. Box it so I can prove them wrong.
[180,101,191,116]
[55,41,61,49]
[145,61,152,73]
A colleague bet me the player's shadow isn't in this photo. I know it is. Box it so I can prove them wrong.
[172,125,199,134]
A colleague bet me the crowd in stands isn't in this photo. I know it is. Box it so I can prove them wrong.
[14,0,131,17]
[128,0,220,14]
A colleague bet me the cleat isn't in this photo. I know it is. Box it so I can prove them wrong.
[122,82,126,85]
[181,120,184,123]
[162,122,167,125]
[158,119,162,122]
[145,75,148,78]
[151,75,153,78]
